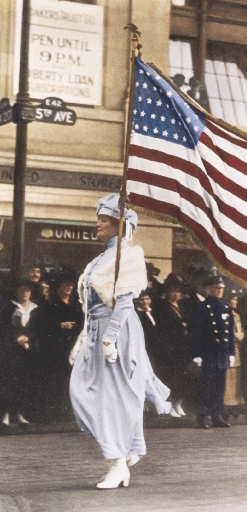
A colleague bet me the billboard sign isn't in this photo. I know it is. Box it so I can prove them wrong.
[14,0,104,106]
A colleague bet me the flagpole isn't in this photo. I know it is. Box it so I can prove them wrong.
[113,25,142,301]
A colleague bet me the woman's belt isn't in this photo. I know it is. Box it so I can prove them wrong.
[89,303,112,320]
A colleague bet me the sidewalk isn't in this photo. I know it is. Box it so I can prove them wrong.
[0,405,246,437]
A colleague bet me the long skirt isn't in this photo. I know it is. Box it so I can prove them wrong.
[70,308,170,459]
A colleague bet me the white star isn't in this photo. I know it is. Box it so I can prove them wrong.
[135,81,139,87]
[171,119,176,124]
[135,123,139,129]
[153,128,158,133]
[140,110,146,116]
[155,75,161,80]
[173,133,179,140]
[161,116,166,121]
[153,86,157,91]
[143,126,148,132]
[151,113,156,119]
[166,104,170,108]
[147,98,152,104]
[194,126,199,132]
[143,82,148,89]
[156,100,162,106]
[147,72,151,76]
[163,130,168,137]
[183,136,187,142]
[138,96,142,101]
[139,69,144,74]
[178,122,181,126]
[195,115,199,119]
[186,117,191,123]
[167,91,173,97]
[133,109,137,114]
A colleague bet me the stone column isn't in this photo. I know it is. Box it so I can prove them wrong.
[131,0,171,74]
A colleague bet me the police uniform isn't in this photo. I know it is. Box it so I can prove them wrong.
[190,276,234,428]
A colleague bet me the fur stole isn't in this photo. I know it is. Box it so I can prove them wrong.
[78,245,147,308]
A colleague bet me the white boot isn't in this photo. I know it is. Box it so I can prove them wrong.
[2,412,10,425]
[96,458,130,489]
[175,401,186,416]
[126,454,140,468]
[17,413,29,424]
[170,406,181,418]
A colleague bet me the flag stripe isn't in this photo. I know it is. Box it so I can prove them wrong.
[206,118,247,152]
[200,132,247,192]
[203,125,247,174]
[129,142,247,226]
[127,167,247,254]
[128,191,247,282]
[130,132,247,213]
[129,193,247,281]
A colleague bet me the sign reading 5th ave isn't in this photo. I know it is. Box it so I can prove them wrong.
[14,0,104,106]
[35,97,76,125]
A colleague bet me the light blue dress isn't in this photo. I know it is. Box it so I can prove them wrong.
[70,236,170,460]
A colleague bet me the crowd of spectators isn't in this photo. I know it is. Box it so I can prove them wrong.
[0,263,84,425]
[0,260,246,427]
[136,263,247,422]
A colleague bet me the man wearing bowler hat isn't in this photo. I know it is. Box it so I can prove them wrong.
[190,275,235,428]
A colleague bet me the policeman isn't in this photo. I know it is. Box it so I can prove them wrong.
[190,275,235,428]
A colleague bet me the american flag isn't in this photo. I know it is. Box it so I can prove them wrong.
[126,57,247,285]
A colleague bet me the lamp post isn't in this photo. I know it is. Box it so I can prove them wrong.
[11,0,34,286]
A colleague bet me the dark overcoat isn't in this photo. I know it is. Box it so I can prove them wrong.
[190,296,234,369]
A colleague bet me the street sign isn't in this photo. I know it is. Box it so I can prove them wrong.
[0,98,13,126]
[34,97,76,125]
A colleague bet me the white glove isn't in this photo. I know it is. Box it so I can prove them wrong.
[193,357,202,367]
[103,343,118,363]
[229,355,235,367]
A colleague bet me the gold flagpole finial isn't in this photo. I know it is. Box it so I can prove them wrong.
[124,24,142,57]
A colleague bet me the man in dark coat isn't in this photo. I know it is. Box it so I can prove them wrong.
[190,275,235,428]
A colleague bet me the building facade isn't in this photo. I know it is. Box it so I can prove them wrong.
[0,0,173,281]
[0,0,247,283]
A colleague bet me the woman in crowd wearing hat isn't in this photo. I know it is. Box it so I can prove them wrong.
[69,194,171,489]
[224,292,245,409]
[158,273,191,418]
[0,280,40,425]
[40,271,84,421]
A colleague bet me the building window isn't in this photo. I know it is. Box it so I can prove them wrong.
[68,0,96,4]
[169,38,209,111]
[169,38,247,126]
[206,43,247,126]
[169,39,194,93]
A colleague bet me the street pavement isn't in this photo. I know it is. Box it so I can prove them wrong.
[0,414,247,512]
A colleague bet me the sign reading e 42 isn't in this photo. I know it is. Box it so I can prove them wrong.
[35,97,76,125]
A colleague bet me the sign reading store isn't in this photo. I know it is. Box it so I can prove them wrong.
[39,224,99,243]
